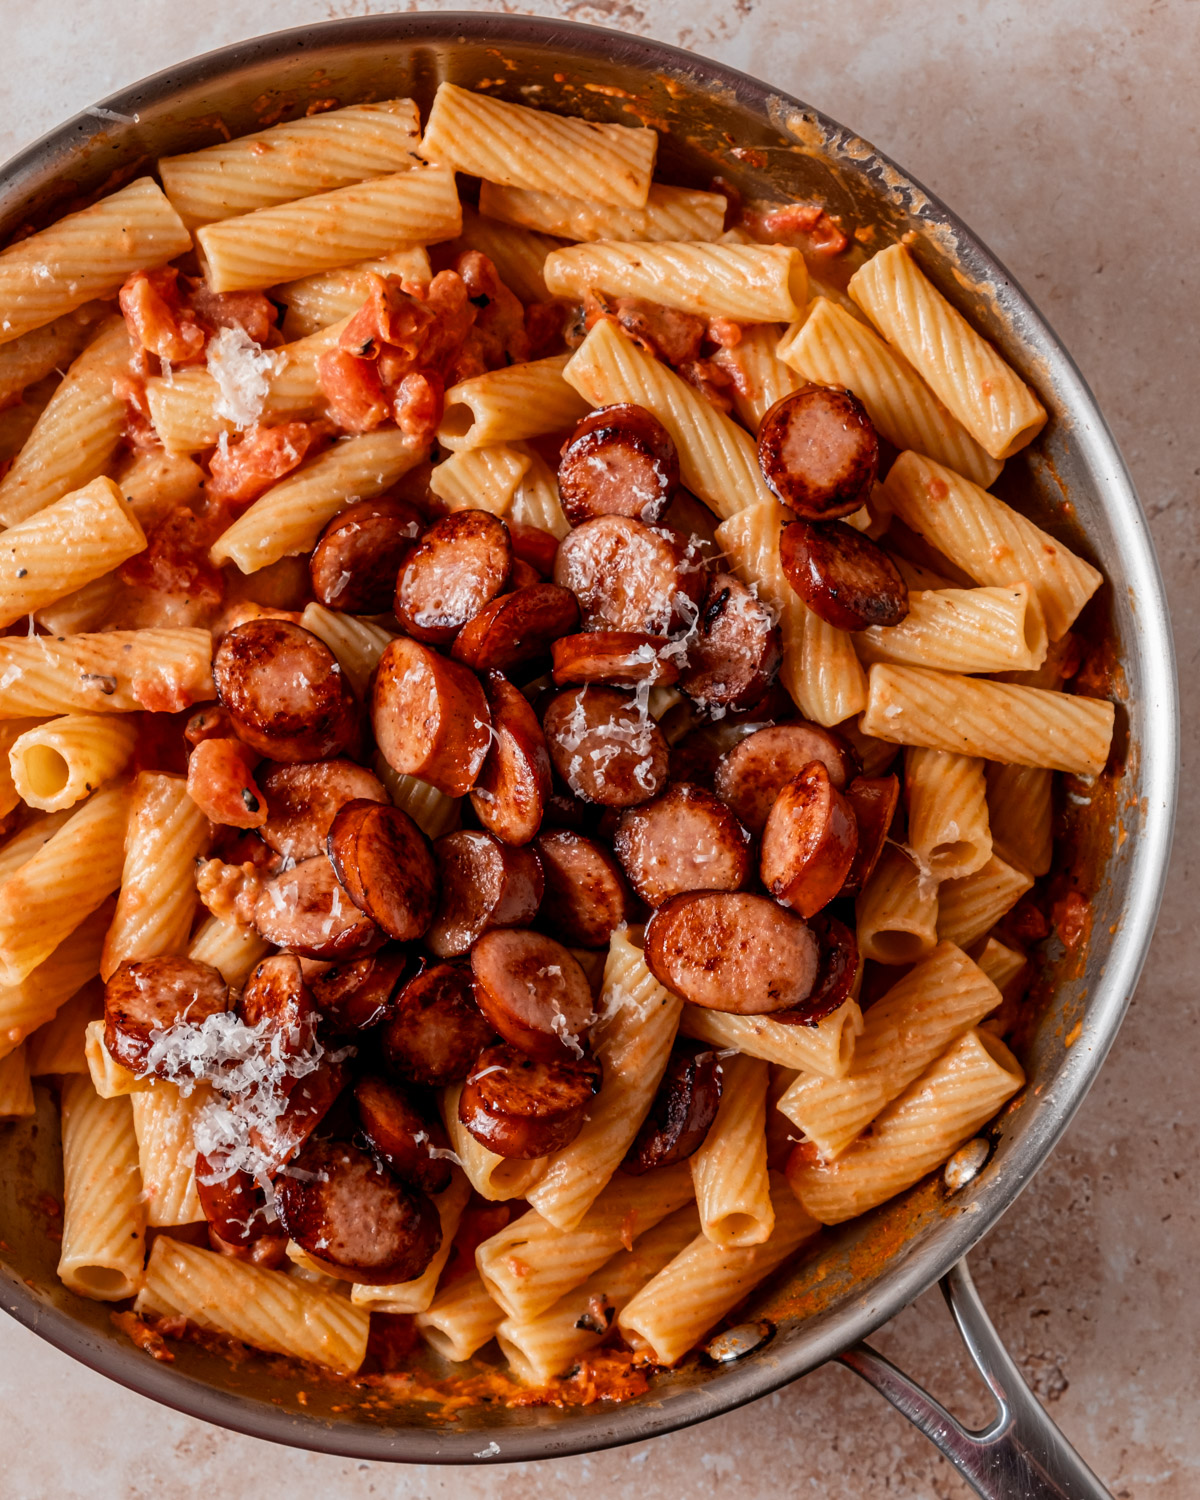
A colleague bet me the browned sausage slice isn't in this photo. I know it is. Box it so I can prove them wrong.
[614,782,751,908]
[274,1139,442,1286]
[771,913,859,1025]
[779,517,909,631]
[237,953,319,1059]
[622,1039,723,1174]
[509,557,542,589]
[104,957,229,1074]
[308,947,407,1034]
[713,722,860,835]
[551,631,680,688]
[508,521,560,578]
[542,686,669,808]
[208,1223,289,1270]
[644,892,819,1014]
[213,620,357,763]
[253,1059,349,1173]
[394,510,512,644]
[259,759,388,862]
[760,762,859,917]
[253,855,384,959]
[840,773,900,896]
[553,516,703,634]
[678,572,782,711]
[372,635,491,796]
[327,799,438,942]
[757,384,879,519]
[469,671,552,846]
[470,929,595,1062]
[382,962,495,1086]
[425,831,543,959]
[458,1043,602,1158]
[354,1076,454,1195]
[310,497,423,613]
[194,1157,274,1246]
[557,403,679,526]
[449,583,580,672]
[535,829,634,948]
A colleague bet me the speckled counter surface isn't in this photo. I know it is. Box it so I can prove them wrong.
[1,2,1197,1495]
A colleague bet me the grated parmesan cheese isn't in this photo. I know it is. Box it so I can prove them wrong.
[206,325,276,431]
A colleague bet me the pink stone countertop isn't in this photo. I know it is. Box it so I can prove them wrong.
[1,2,1197,1495]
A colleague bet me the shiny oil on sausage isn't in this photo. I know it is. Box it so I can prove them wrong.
[252,854,384,960]
[469,671,552,846]
[551,631,679,689]
[535,829,634,948]
[613,782,751,908]
[327,799,438,943]
[426,831,543,959]
[757,384,879,519]
[258,759,388,862]
[382,962,496,1087]
[104,957,230,1074]
[770,912,859,1025]
[759,761,859,918]
[470,928,596,1063]
[542,685,669,808]
[557,403,679,526]
[622,1039,723,1174]
[457,1043,601,1159]
[553,515,704,635]
[213,619,358,764]
[394,510,513,644]
[713,722,860,835]
[840,773,900,896]
[449,582,581,672]
[236,953,319,1059]
[779,516,909,631]
[644,891,819,1014]
[678,571,782,712]
[372,636,492,797]
[310,497,423,614]
[308,947,407,1035]
[354,1075,454,1195]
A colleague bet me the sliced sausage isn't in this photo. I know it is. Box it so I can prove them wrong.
[259,759,388,862]
[622,1040,723,1174]
[308,947,407,1034]
[382,962,495,1087]
[779,517,908,631]
[509,557,542,589]
[253,854,384,960]
[426,831,543,959]
[194,1157,274,1246]
[327,799,438,942]
[541,784,600,835]
[840,773,900,897]
[252,1058,349,1173]
[644,891,819,1014]
[470,929,595,1063]
[394,510,512,644]
[557,403,679,526]
[449,582,580,672]
[274,1139,442,1286]
[237,953,319,1059]
[551,631,680,688]
[760,762,859,918]
[372,635,491,796]
[678,571,782,712]
[208,1223,289,1269]
[213,619,357,763]
[469,671,552,846]
[614,782,752,908]
[757,384,879,519]
[508,521,561,578]
[458,1043,602,1159]
[542,686,669,807]
[354,1075,454,1195]
[104,957,229,1074]
[668,719,768,791]
[554,516,704,635]
[535,829,634,948]
[310,497,424,613]
[713,722,860,835]
[771,913,859,1025]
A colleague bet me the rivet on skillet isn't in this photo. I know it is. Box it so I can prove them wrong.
[704,1320,775,1364]
[943,1137,991,1193]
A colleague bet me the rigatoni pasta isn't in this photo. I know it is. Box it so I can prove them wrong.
[479,181,727,244]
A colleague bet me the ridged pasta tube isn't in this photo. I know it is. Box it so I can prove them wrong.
[479,181,726,244]
[437,353,591,451]
[24,981,99,1076]
[135,1237,370,1372]
[0,302,109,407]
[428,443,531,517]
[57,1075,146,1300]
[418,83,656,209]
[9,713,138,812]
[415,1271,505,1363]
[187,915,270,991]
[855,842,940,966]
[101,771,211,981]
[524,928,684,1231]
[210,430,424,573]
[777,300,1001,490]
[440,1084,549,1202]
[904,748,992,883]
[130,1081,209,1226]
[986,762,1054,877]
[449,205,559,305]
[0,319,133,526]
[937,854,1034,950]
[0,628,214,718]
[861,664,1115,777]
[300,603,395,701]
[882,450,1102,640]
[544,241,807,323]
[275,246,431,339]
[689,1053,773,1247]
[713,322,802,432]
[680,997,863,1079]
[787,1030,1024,1224]
[854,584,1048,675]
[0,179,190,347]
[197,166,462,293]
[0,900,110,1058]
[0,1043,34,1118]
[778,942,1000,1159]
[849,244,1047,460]
[160,99,422,227]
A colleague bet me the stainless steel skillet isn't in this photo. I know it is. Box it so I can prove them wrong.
[0,15,1177,1495]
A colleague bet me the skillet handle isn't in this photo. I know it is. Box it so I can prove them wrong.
[835,1257,1113,1499]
